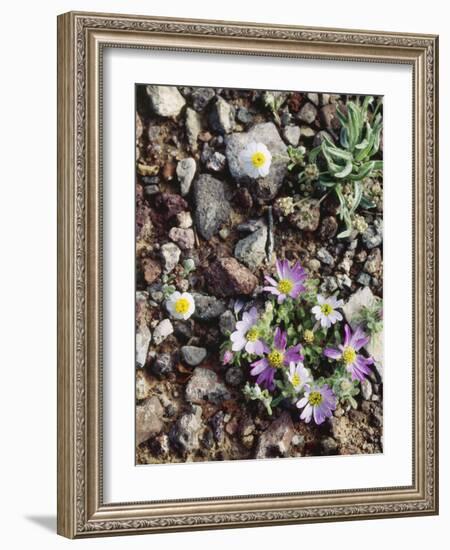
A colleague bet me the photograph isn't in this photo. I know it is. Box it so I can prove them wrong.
[135,83,384,465]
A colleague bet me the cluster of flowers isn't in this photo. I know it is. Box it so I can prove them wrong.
[222,258,375,425]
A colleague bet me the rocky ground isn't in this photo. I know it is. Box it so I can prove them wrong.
[135,84,383,464]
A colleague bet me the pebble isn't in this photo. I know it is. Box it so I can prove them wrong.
[176,158,196,196]
[193,174,231,240]
[206,151,227,172]
[361,378,373,400]
[205,257,258,297]
[181,346,207,366]
[151,353,174,378]
[298,102,317,124]
[168,227,195,250]
[191,87,215,111]
[283,125,301,146]
[192,293,226,321]
[136,396,164,445]
[146,85,186,117]
[234,223,268,270]
[136,323,151,368]
[209,96,235,134]
[152,319,173,345]
[317,247,335,266]
[237,107,253,124]
[160,242,181,273]
[185,368,230,404]
[357,272,372,286]
[176,211,193,229]
[255,412,294,459]
[219,310,236,336]
[169,405,203,453]
[225,366,245,387]
[185,108,202,152]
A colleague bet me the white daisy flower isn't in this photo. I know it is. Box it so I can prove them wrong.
[166,291,195,320]
[287,362,312,393]
[311,294,344,329]
[239,141,272,178]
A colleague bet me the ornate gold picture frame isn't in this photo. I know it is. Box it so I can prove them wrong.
[57,11,438,538]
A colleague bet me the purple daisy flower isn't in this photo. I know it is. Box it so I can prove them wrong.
[263,258,307,304]
[324,324,374,382]
[250,327,303,390]
[296,384,337,425]
[230,307,265,355]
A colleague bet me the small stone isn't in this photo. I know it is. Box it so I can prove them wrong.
[362,221,383,249]
[320,104,342,131]
[169,405,203,453]
[225,365,245,387]
[234,223,268,270]
[307,93,320,106]
[181,346,207,366]
[193,174,231,240]
[151,353,173,378]
[320,276,338,293]
[146,85,186,118]
[136,396,164,445]
[209,96,235,134]
[173,321,193,342]
[153,319,173,345]
[142,258,162,285]
[206,151,227,172]
[364,247,382,275]
[160,242,181,273]
[219,310,236,336]
[234,188,253,211]
[237,107,253,124]
[169,227,195,250]
[155,193,188,220]
[136,323,151,368]
[219,227,230,240]
[321,436,338,455]
[288,199,321,231]
[361,378,373,400]
[191,87,215,111]
[192,293,226,321]
[319,216,338,240]
[176,211,193,229]
[205,257,258,297]
[357,272,371,286]
[144,184,160,199]
[336,273,352,289]
[317,247,335,266]
[185,108,202,152]
[300,126,316,138]
[255,412,294,459]
[298,102,317,124]
[307,259,321,272]
[185,368,230,404]
[176,158,196,196]
[283,125,301,146]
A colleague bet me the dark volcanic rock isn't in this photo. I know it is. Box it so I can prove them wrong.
[205,257,258,297]
[191,293,226,321]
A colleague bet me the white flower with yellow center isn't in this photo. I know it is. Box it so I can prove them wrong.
[288,362,312,394]
[165,291,195,320]
[239,141,272,178]
[311,294,344,329]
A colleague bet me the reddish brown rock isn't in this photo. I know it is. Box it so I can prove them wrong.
[142,258,162,284]
[205,257,258,297]
[154,192,188,220]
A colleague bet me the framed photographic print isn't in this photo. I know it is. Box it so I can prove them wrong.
[57,11,439,538]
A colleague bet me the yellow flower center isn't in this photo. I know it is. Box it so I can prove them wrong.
[174,297,190,315]
[321,303,333,316]
[342,346,356,365]
[308,391,323,406]
[251,151,266,168]
[304,329,314,344]
[247,327,259,342]
[277,278,293,295]
[291,373,301,387]
[268,350,284,368]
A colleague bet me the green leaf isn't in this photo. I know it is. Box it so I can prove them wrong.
[334,160,353,179]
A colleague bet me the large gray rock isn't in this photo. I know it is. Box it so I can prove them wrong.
[169,405,203,453]
[234,223,268,270]
[176,158,196,196]
[193,174,231,240]
[185,368,230,404]
[136,396,164,445]
[146,85,186,118]
[225,122,288,202]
